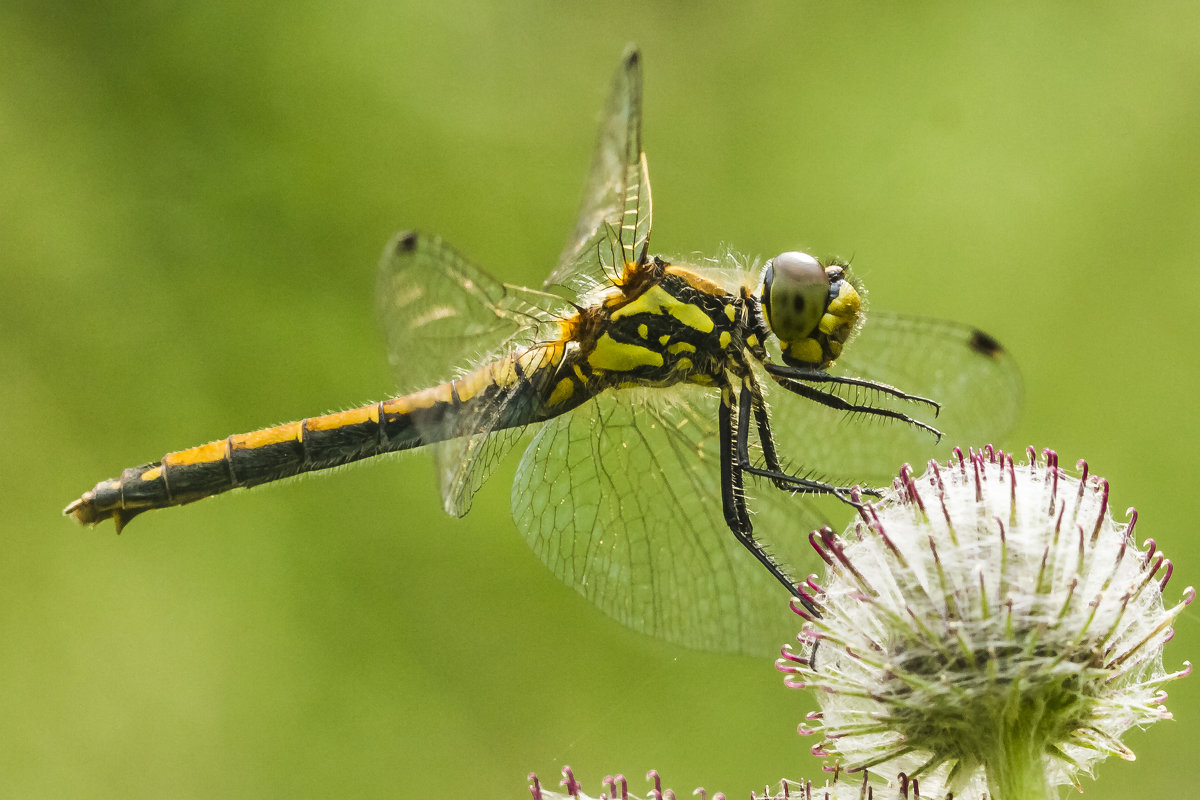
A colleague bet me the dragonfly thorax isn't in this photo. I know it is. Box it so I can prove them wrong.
[758,251,863,370]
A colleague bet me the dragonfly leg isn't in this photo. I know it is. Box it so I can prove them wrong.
[768,371,943,440]
[764,363,941,415]
[718,380,817,614]
[735,378,870,500]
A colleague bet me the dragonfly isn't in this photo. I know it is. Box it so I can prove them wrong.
[65,48,1020,654]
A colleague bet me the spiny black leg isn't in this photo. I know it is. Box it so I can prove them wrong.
[741,380,781,485]
[718,382,815,612]
[764,363,940,415]
[739,380,817,491]
[719,383,753,535]
[737,381,873,501]
[772,377,942,440]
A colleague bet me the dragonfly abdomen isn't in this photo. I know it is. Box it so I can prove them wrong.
[65,403,412,531]
[65,347,575,531]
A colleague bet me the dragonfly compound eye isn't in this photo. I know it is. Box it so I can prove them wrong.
[760,250,829,343]
[762,253,864,369]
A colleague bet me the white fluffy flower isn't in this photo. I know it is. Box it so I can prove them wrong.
[527,766,920,800]
[778,448,1192,800]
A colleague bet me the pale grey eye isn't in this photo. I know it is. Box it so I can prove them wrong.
[761,251,829,341]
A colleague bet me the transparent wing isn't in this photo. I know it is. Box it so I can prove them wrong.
[548,47,652,293]
[377,231,565,392]
[432,344,568,517]
[376,232,570,516]
[762,311,1023,485]
[511,384,820,655]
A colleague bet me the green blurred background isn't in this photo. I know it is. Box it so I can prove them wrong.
[4,1,1197,797]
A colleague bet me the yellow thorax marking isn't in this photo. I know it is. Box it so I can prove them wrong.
[548,377,575,407]
[610,284,715,334]
[664,264,726,296]
[588,332,664,371]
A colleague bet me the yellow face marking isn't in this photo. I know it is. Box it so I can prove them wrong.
[675,357,694,372]
[165,440,228,467]
[141,466,162,482]
[548,377,575,407]
[724,304,736,322]
[785,338,823,365]
[718,331,732,349]
[307,407,376,432]
[658,334,670,345]
[588,332,664,371]
[611,285,715,334]
[690,373,714,385]
[826,282,862,317]
[637,323,649,339]
[746,333,759,347]
[666,341,696,354]
[817,285,863,347]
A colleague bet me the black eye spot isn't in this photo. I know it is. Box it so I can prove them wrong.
[792,294,806,313]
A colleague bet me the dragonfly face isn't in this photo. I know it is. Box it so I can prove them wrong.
[757,251,864,370]
[66,48,1021,655]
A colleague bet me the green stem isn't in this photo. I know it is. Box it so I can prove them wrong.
[985,721,1055,800]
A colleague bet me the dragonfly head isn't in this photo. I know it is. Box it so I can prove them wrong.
[759,251,863,370]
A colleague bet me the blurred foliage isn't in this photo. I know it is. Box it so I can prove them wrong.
[3,1,1198,797]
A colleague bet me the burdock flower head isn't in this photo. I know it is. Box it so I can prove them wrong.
[778,447,1192,800]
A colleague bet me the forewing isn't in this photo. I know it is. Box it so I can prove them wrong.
[763,312,1023,485]
[376,232,567,516]
[376,231,563,394]
[511,385,815,655]
[548,47,651,293]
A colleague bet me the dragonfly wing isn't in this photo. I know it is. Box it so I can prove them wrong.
[431,429,523,518]
[377,232,568,515]
[377,231,565,394]
[511,384,816,655]
[762,312,1023,485]
[431,343,570,517]
[548,47,651,293]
